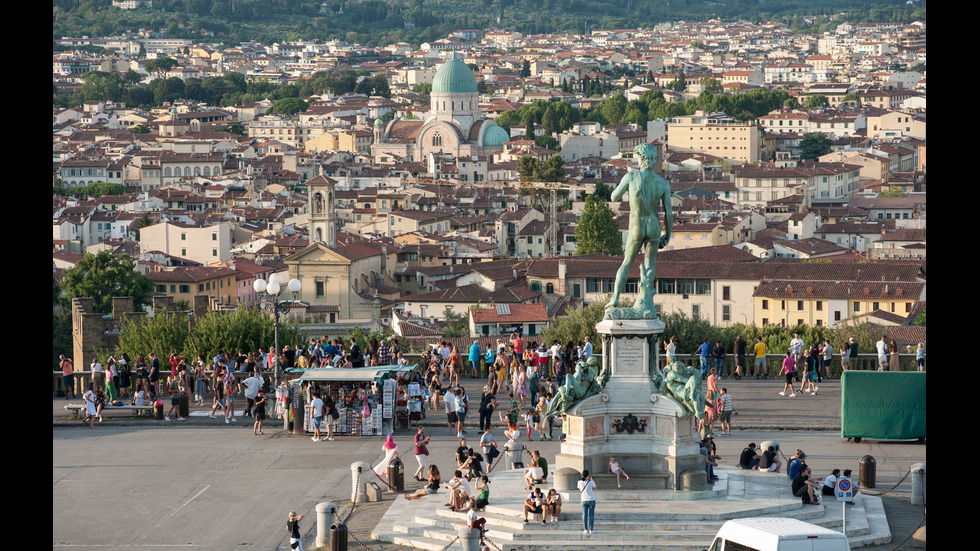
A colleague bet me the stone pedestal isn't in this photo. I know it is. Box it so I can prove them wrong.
[555,319,706,490]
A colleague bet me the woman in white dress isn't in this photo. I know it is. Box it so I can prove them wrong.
[373,434,399,481]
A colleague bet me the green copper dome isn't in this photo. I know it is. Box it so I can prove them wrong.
[482,124,509,147]
[431,53,478,94]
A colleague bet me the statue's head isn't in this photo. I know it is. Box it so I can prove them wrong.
[634,143,658,167]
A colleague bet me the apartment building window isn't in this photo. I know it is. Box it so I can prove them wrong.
[816,301,823,311]
[179,285,189,293]
[723,305,731,322]
[156,285,167,293]
[181,233,187,240]
[872,302,879,311]
[722,286,731,301]
[797,300,803,310]
[198,284,204,292]
[182,249,187,256]
[854,302,860,312]
[212,233,217,240]
[692,304,700,317]
[762,299,769,310]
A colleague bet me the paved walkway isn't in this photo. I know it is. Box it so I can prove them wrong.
[53,372,925,550]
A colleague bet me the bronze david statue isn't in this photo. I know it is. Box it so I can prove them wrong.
[605,143,673,320]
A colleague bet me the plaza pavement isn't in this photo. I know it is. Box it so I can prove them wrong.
[52,372,925,550]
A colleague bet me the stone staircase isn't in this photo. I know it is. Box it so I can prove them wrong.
[372,467,891,551]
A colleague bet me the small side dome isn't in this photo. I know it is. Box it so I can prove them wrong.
[374,118,384,127]
[482,124,510,147]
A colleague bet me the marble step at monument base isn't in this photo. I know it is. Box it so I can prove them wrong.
[372,468,892,550]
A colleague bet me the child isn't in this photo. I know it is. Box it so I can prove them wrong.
[915,343,925,371]
[133,384,146,416]
[525,408,535,440]
[608,456,630,488]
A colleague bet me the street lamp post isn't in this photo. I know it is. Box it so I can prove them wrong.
[253,274,302,387]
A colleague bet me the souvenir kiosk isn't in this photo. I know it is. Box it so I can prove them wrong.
[296,365,420,436]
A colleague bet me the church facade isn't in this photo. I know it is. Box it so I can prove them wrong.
[371,53,510,164]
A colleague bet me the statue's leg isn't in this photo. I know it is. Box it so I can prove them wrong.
[609,238,641,308]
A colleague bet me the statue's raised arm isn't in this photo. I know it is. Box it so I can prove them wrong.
[605,143,672,320]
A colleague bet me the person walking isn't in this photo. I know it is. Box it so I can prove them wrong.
[286,511,304,551]
[469,341,482,379]
[799,349,818,395]
[718,387,733,436]
[694,338,711,379]
[323,395,336,441]
[373,435,399,484]
[82,382,97,428]
[310,392,324,442]
[577,470,597,534]
[412,425,431,481]
[733,335,746,380]
[478,386,496,432]
[59,354,75,400]
[223,374,237,423]
[779,351,797,397]
[164,371,186,421]
[253,389,267,435]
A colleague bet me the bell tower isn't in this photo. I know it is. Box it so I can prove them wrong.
[307,172,337,247]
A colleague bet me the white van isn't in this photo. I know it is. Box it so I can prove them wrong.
[706,517,850,551]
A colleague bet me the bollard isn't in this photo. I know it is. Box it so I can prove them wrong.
[329,523,348,551]
[178,393,189,418]
[910,463,926,505]
[458,525,480,551]
[553,467,580,492]
[859,455,876,488]
[504,440,525,469]
[351,461,371,502]
[154,400,164,420]
[387,457,405,492]
[316,501,338,548]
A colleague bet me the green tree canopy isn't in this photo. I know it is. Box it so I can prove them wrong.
[269,97,310,116]
[573,195,623,256]
[799,132,833,160]
[59,250,154,314]
[180,307,306,362]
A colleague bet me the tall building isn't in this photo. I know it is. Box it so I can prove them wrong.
[667,111,763,164]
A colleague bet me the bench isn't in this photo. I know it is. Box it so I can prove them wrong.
[65,404,155,419]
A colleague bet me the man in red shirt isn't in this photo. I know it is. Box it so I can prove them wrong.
[60,354,75,400]
[510,332,526,367]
